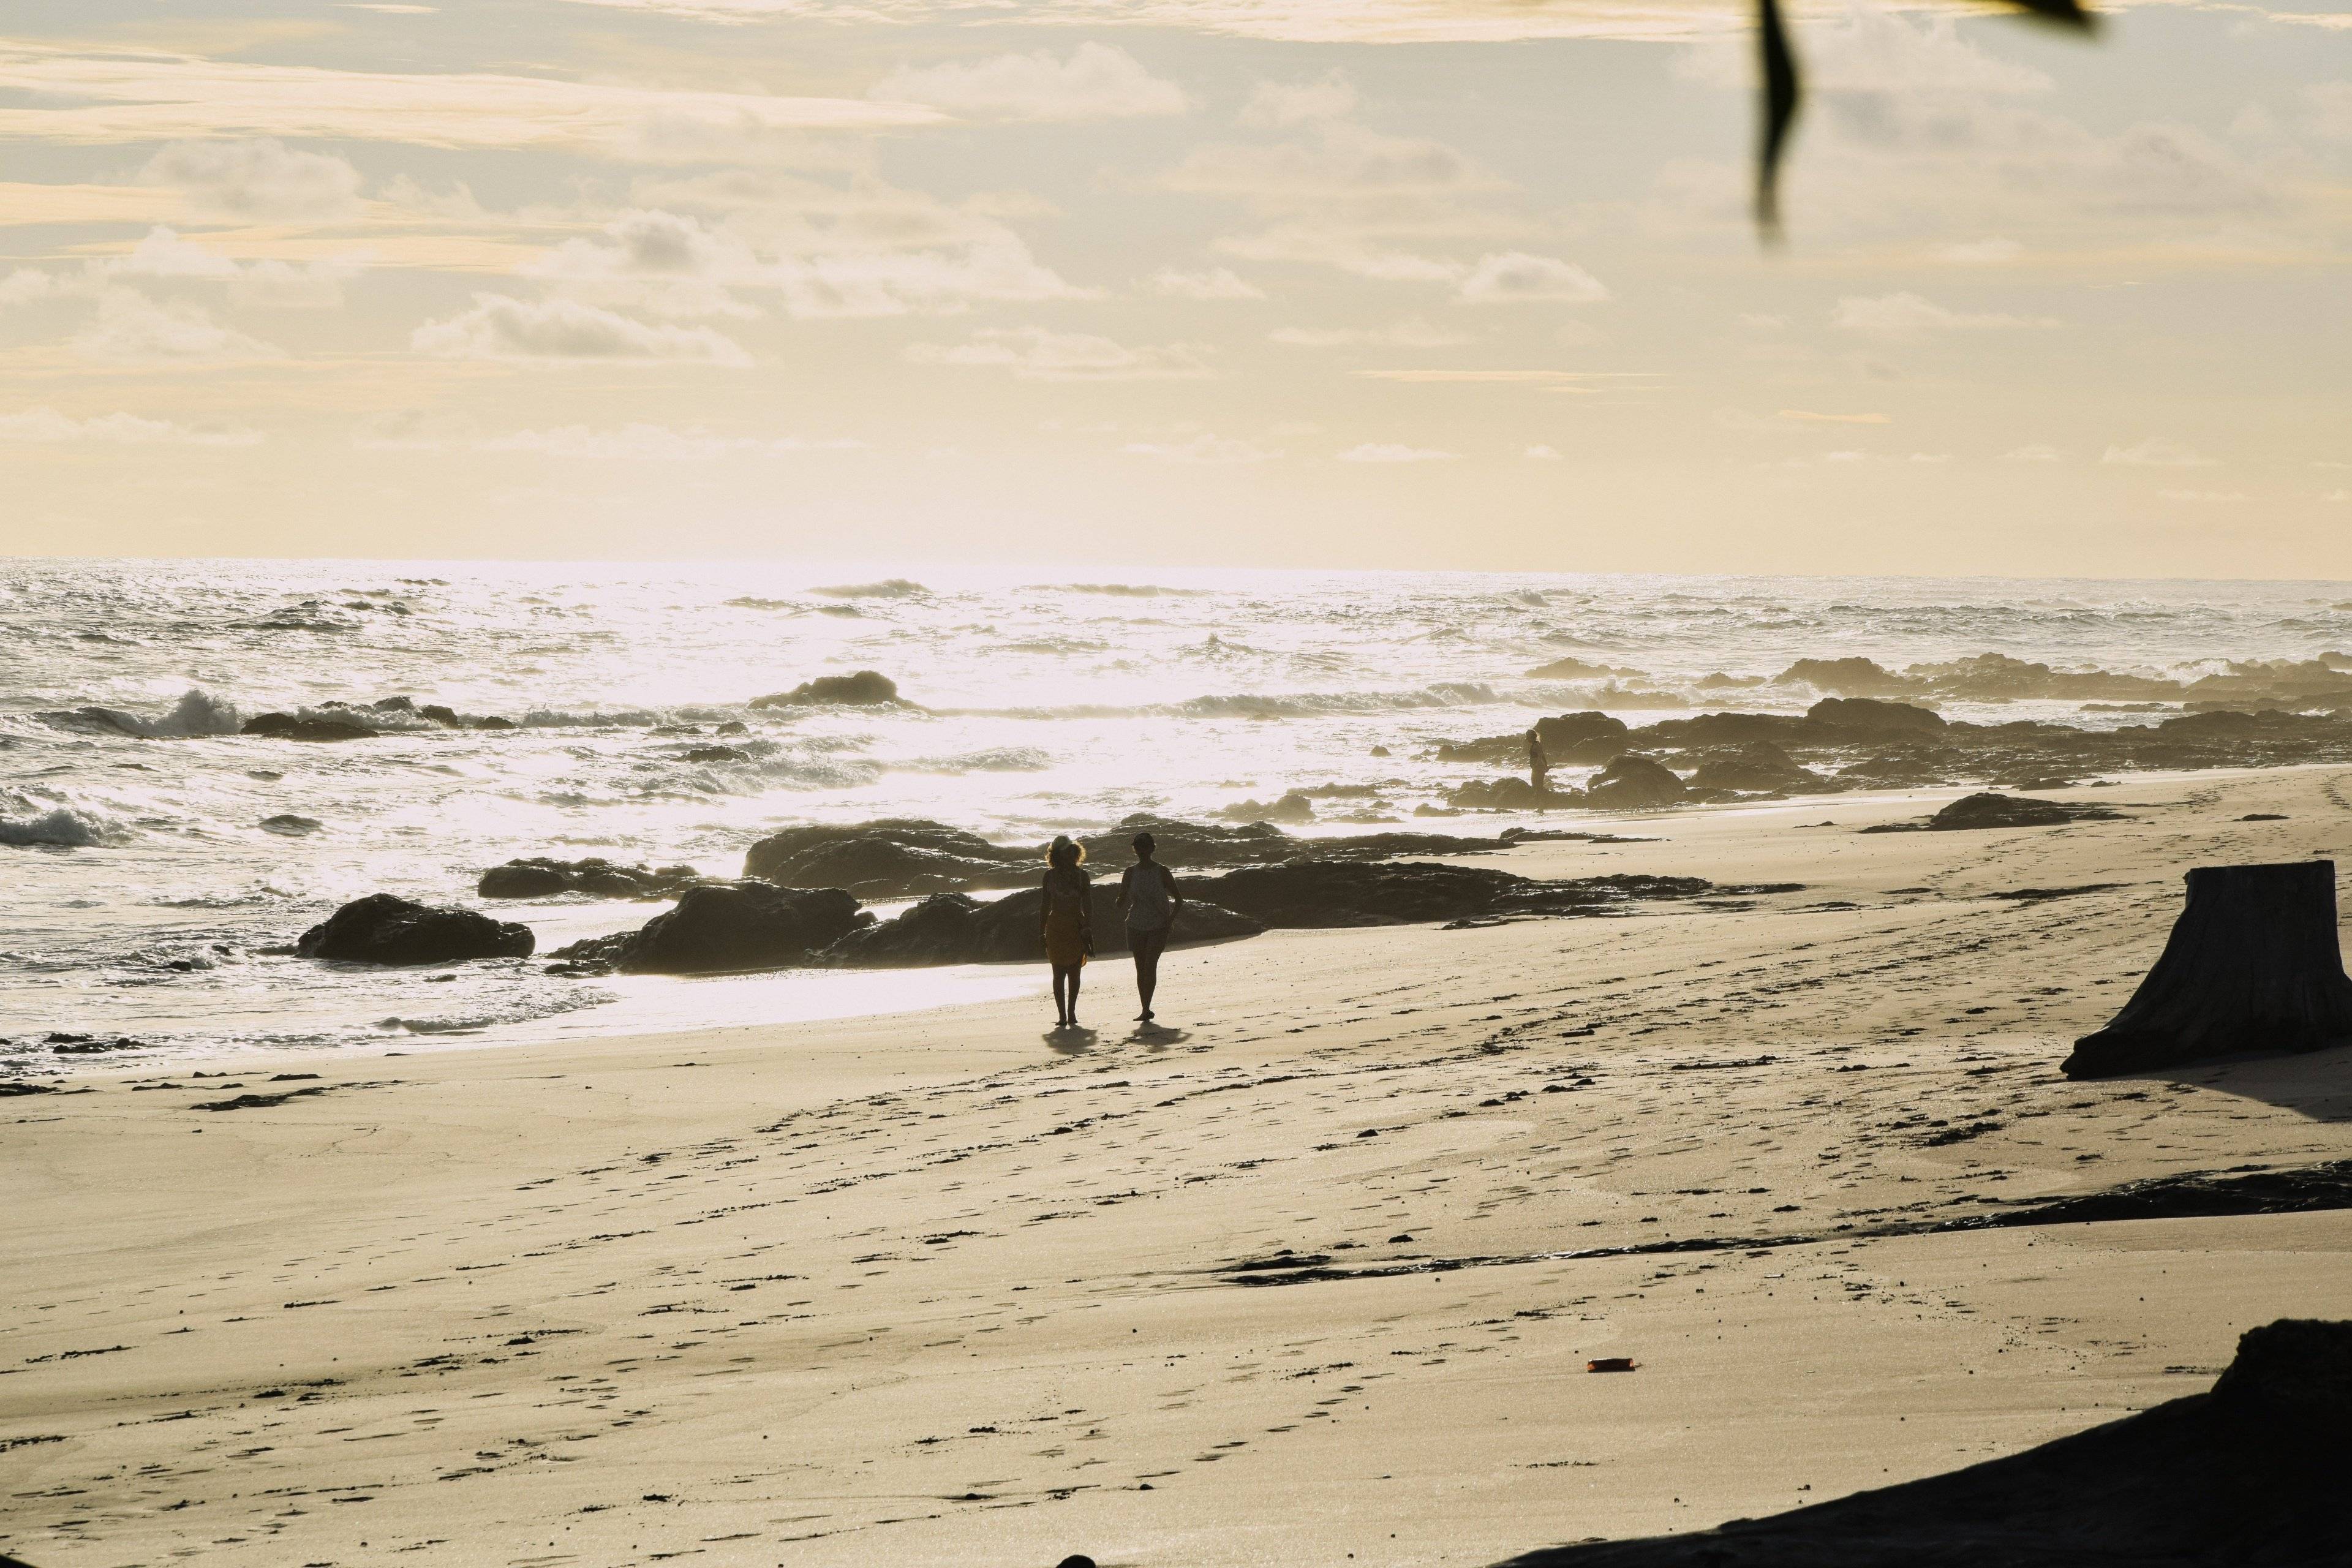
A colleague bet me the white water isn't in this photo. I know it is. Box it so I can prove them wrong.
[6,559,2348,1072]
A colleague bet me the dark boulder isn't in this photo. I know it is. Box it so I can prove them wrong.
[556,882,866,974]
[1640,712,1813,749]
[1438,712,1628,767]
[1491,1318,2352,1568]
[682,744,750,764]
[1219,791,1315,824]
[243,712,377,742]
[1196,861,1721,929]
[744,820,1032,897]
[1861,793,2125,834]
[1684,743,1829,796]
[1776,656,1918,696]
[1585,754,1686,809]
[1804,696,1945,736]
[826,884,1262,968]
[297,894,534,965]
[1447,775,1574,811]
[749,671,902,709]
[259,814,322,836]
[478,858,703,900]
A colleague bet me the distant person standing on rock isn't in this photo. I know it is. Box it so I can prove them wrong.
[1527,727,1551,804]
[1116,831,1183,1023]
[1040,835,1093,1030]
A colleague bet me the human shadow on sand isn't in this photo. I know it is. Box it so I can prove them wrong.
[1045,1025,1101,1055]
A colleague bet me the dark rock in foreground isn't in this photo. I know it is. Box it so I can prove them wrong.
[1803,696,1945,736]
[749,670,902,709]
[1197,861,1731,930]
[243,712,377,742]
[554,882,865,974]
[1492,1317,2352,1568]
[1861,792,2125,834]
[2065,861,2352,1078]
[827,884,1262,968]
[298,894,534,965]
[478,857,704,900]
[1584,754,1686,809]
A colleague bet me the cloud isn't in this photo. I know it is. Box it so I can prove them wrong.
[1336,442,1455,462]
[411,295,752,363]
[111,227,365,307]
[1455,252,1607,304]
[1524,444,1563,460]
[1118,431,1281,462]
[531,202,1089,318]
[475,423,799,459]
[2000,443,2063,462]
[139,138,362,220]
[1142,266,1263,300]
[556,0,1750,42]
[873,43,1185,122]
[0,43,935,157]
[1240,73,1357,128]
[2103,438,2217,468]
[0,407,262,445]
[2157,488,2248,503]
[1935,237,2023,265]
[72,288,282,363]
[1779,409,1889,424]
[908,326,1208,380]
[1270,317,1466,348]
[1831,292,2056,339]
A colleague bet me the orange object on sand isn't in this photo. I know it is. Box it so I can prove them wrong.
[1587,1357,1637,1373]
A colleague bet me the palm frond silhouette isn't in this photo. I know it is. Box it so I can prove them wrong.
[1752,0,2098,239]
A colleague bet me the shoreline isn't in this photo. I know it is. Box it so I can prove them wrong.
[6,764,2351,1566]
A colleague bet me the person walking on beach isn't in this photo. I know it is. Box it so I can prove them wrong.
[1527,727,1551,804]
[1040,835,1093,1030]
[1116,831,1183,1023]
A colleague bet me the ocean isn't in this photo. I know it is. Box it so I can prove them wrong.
[6,559,2349,1072]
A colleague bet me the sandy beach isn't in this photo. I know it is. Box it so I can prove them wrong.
[7,765,2351,1568]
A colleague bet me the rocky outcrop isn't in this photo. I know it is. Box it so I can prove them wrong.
[826,884,1262,968]
[243,712,378,742]
[1685,743,1830,796]
[553,882,865,974]
[1493,1319,2352,1568]
[1219,791,1315,824]
[1439,711,1629,767]
[297,894,534,965]
[1196,861,1727,930]
[1583,754,1686,809]
[478,858,704,900]
[1804,696,1945,736]
[743,820,1034,897]
[1776,655,1917,696]
[749,671,902,709]
[1863,792,2127,834]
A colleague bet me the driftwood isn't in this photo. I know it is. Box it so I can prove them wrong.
[2064,861,2352,1078]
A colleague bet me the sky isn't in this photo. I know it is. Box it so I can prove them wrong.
[0,0,2346,575]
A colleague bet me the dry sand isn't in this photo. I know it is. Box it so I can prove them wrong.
[7,767,2352,1567]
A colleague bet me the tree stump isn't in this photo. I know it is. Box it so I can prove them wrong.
[2065,861,2352,1079]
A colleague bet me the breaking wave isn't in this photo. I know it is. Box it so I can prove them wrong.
[810,579,927,600]
[0,800,124,848]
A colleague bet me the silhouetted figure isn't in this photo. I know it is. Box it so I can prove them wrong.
[1116,831,1183,1023]
[1528,728,1551,805]
[1039,835,1093,1029]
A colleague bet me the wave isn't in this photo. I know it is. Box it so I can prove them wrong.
[909,747,1053,773]
[1041,582,1210,598]
[39,687,243,739]
[810,579,926,600]
[0,802,122,848]
[1173,682,1503,720]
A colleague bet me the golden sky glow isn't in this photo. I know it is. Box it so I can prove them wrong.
[1,0,2347,572]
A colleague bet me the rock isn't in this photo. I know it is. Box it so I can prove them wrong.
[1684,743,1828,796]
[420,704,463,727]
[371,695,417,713]
[1369,744,1392,757]
[473,715,517,731]
[478,858,703,900]
[744,820,1033,897]
[683,745,750,764]
[556,882,866,974]
[1584,754,1686,808]
[1447,775,1572,811]
[1056,1557,1099,1568]
[1525,656,1632,680]
[1438,711,1628,767]
[1220,791,1314,824]
[749,671,902,709]
[1860,792,2125,834]
[826,884,1262,968]
[259,814,322,835]
[1491,1319,2352,1568]
[297,894,534,965]
[243,712,377,742]
[1776,655,1918,696]
[1195,861,1720,929]
[1804,696,1945,736]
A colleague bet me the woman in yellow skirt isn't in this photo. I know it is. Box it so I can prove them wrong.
[1039,834,1094,1030]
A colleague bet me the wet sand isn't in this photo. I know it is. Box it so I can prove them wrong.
[6,768,2351,1567]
